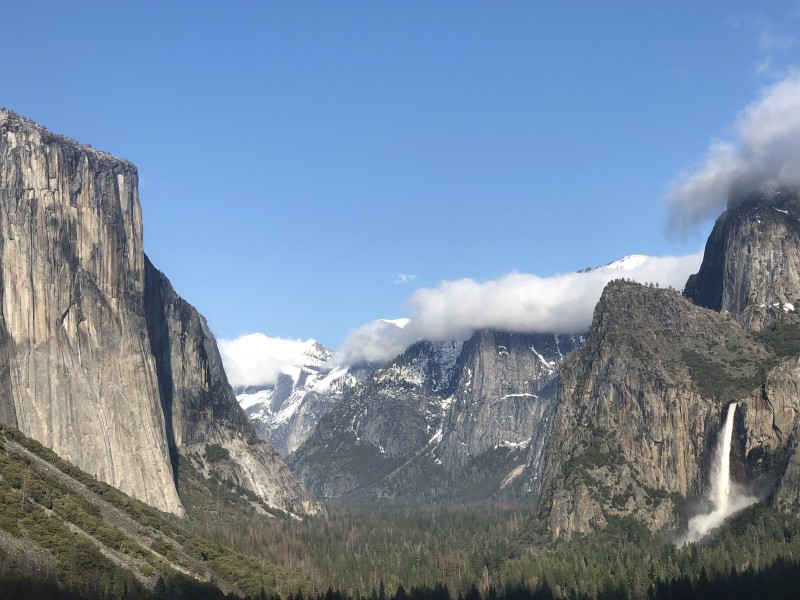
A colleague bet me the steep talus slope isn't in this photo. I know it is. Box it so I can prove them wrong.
[291,331,583,503]
[537,281,776,537]
[685,188,800,331]
[0,109,316,518]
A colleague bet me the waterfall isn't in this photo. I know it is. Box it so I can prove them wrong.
[682,402,757,544]
[714,402,737,515]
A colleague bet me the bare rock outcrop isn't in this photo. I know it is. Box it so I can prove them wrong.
[145,259,321,515]
[437,331,581,474]
[0,109,317,517]
[291,331,582,502]
[685,188,800,331]
[0,109,182,515]
[537,281,772,538]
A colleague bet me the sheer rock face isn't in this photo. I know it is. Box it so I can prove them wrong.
[748,354,800,510]
[537,191,800,539]
[291,331,583,501]
[0,109,317,517]
[683,186,800,510]
[145,260,321,516]
[537,282,772,538]
[685,188,800,331]
[437,331,582,474]
[0,109,182,514]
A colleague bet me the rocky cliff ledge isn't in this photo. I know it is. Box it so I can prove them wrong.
[685,188,800,331]
[537,281,777,537]
[0,109,318,517]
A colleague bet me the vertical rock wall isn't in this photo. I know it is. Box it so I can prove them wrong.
[685,191,800,331]
[0,109,183,514]
[437,331,581,473]
[0,109,317,518]
[537,282,773,537]
[144,259,320,515]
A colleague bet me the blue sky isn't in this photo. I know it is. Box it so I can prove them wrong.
[3,1,800,353]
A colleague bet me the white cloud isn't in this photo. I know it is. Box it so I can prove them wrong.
[337,319,417,365]
[337,253,703,365]
[394,273,417,284]
[664,72,800,231]
[218,333,317,387]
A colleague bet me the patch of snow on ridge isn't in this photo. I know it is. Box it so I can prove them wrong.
[500,393,538,400]
[495,438,532,451]
[604,254,648,270]
[312,365,351,393]
[238,388,273,411]
[529,345,555,368]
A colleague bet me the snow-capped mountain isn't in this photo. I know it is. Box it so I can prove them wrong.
[289,330,584,503]
[604,254,649,270]
[233,254,690,504]
[235,341,364,456]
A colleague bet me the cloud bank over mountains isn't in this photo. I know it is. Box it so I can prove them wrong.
[220,253,702,383]
[222,73,800,383]
[218,334,322,387]
[336,253,703,364]
[664,72,800,231]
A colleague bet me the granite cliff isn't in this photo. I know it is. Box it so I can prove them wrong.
[685,187,800,331]
[145,258,319,516]
[0,109,317,517]
[536,281,772,537]
[290,330,582,503]
[537,187,800,538]
[236,341,366,457]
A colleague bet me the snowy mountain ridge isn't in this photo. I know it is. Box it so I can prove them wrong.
[234,255,663,462]
[233,339,364,456]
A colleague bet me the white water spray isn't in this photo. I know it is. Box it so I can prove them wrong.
[683,402,757,544]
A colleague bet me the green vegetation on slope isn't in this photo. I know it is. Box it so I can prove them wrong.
[3,422,800,599]
[176,493,800,600]
[0,426,309,599]
[681,314,800,401]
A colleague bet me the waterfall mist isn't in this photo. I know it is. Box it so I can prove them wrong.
[682,403,758,544]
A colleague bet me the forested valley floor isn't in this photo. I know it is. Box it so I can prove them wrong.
[3,425,800,600]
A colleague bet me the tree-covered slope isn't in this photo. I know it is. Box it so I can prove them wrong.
[0,426,311,599]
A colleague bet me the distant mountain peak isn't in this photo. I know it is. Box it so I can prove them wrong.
[728,184,800,215]
[604,254,649,270]
[685,188,800,330]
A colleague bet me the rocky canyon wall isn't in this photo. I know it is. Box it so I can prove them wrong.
[0,109,316,517]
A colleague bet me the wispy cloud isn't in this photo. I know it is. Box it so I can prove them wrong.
[756,25,796,77]
[728,12,797,78]
[337,254,703,365]
[664,72,800,231]
[394,273,417,285]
